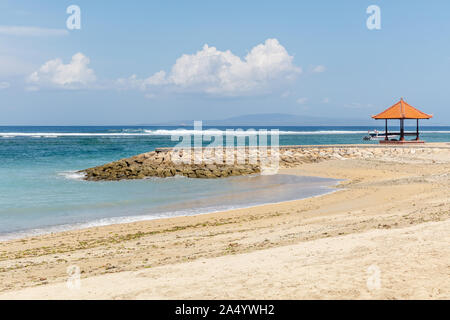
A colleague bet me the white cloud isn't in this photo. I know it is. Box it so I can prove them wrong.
[0,81,10,89]
[296,97,308,104]
[144,71,168,86]
[322,97,330,103]
[0,25,68,37]
[116,74,142,90]
[27,53,96,89]
[116,71,168,91]
[312,65,326,73]
[118,38,301,96]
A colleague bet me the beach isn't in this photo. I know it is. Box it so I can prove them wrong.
[4,0,450,304]
[1,143,449,299]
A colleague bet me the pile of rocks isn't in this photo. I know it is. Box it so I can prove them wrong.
[80,146,450,181]
[81,149,263,181]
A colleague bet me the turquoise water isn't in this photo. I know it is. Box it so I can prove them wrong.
[1,125,449,239]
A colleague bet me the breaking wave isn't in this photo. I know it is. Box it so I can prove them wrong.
[1,129,450,138]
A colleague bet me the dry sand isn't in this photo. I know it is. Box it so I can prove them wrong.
[0,145,449,299]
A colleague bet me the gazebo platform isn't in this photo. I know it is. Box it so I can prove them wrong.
[379,140,425,145]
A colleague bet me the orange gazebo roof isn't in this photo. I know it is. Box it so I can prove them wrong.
[372,98,433,119]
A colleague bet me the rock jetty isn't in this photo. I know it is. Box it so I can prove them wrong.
[81,148,264,181]
[80,145,450,181]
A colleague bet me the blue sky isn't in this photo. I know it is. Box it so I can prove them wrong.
[0,0,449,125]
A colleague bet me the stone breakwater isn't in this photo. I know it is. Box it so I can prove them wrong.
[80,145,450,181]
[81,148,268,181]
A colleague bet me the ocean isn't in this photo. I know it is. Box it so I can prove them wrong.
[1,125,449,240]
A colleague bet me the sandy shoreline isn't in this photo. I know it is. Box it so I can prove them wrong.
[1,144,449,299]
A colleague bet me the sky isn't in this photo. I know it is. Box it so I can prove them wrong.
[0,0,449,125]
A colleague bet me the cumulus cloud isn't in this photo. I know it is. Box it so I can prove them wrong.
[312,65,326,73]
[27,53,96,89]
[116,71,168,91]
[0,25,68,37]
[117,38,301,96]
[0,81,10,89]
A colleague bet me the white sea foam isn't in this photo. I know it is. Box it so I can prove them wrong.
[144,129,371,135]
[58,171,86,181]
[1,129,449,138]
[0,129,450,138]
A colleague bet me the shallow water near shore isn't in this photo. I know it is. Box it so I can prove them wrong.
[0,174,339,240]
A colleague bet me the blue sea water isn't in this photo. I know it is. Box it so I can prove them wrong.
[0,125,449,240]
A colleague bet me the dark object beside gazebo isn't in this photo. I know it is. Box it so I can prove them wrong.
[371,98,433,144]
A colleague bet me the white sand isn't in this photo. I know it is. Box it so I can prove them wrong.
[2,219,449,300]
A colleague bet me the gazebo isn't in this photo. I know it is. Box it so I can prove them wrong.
[372,98,433,144]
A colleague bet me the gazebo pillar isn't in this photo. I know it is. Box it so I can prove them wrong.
[400,119,405,141]
[416,119,420,141]
[385,119,389,141]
